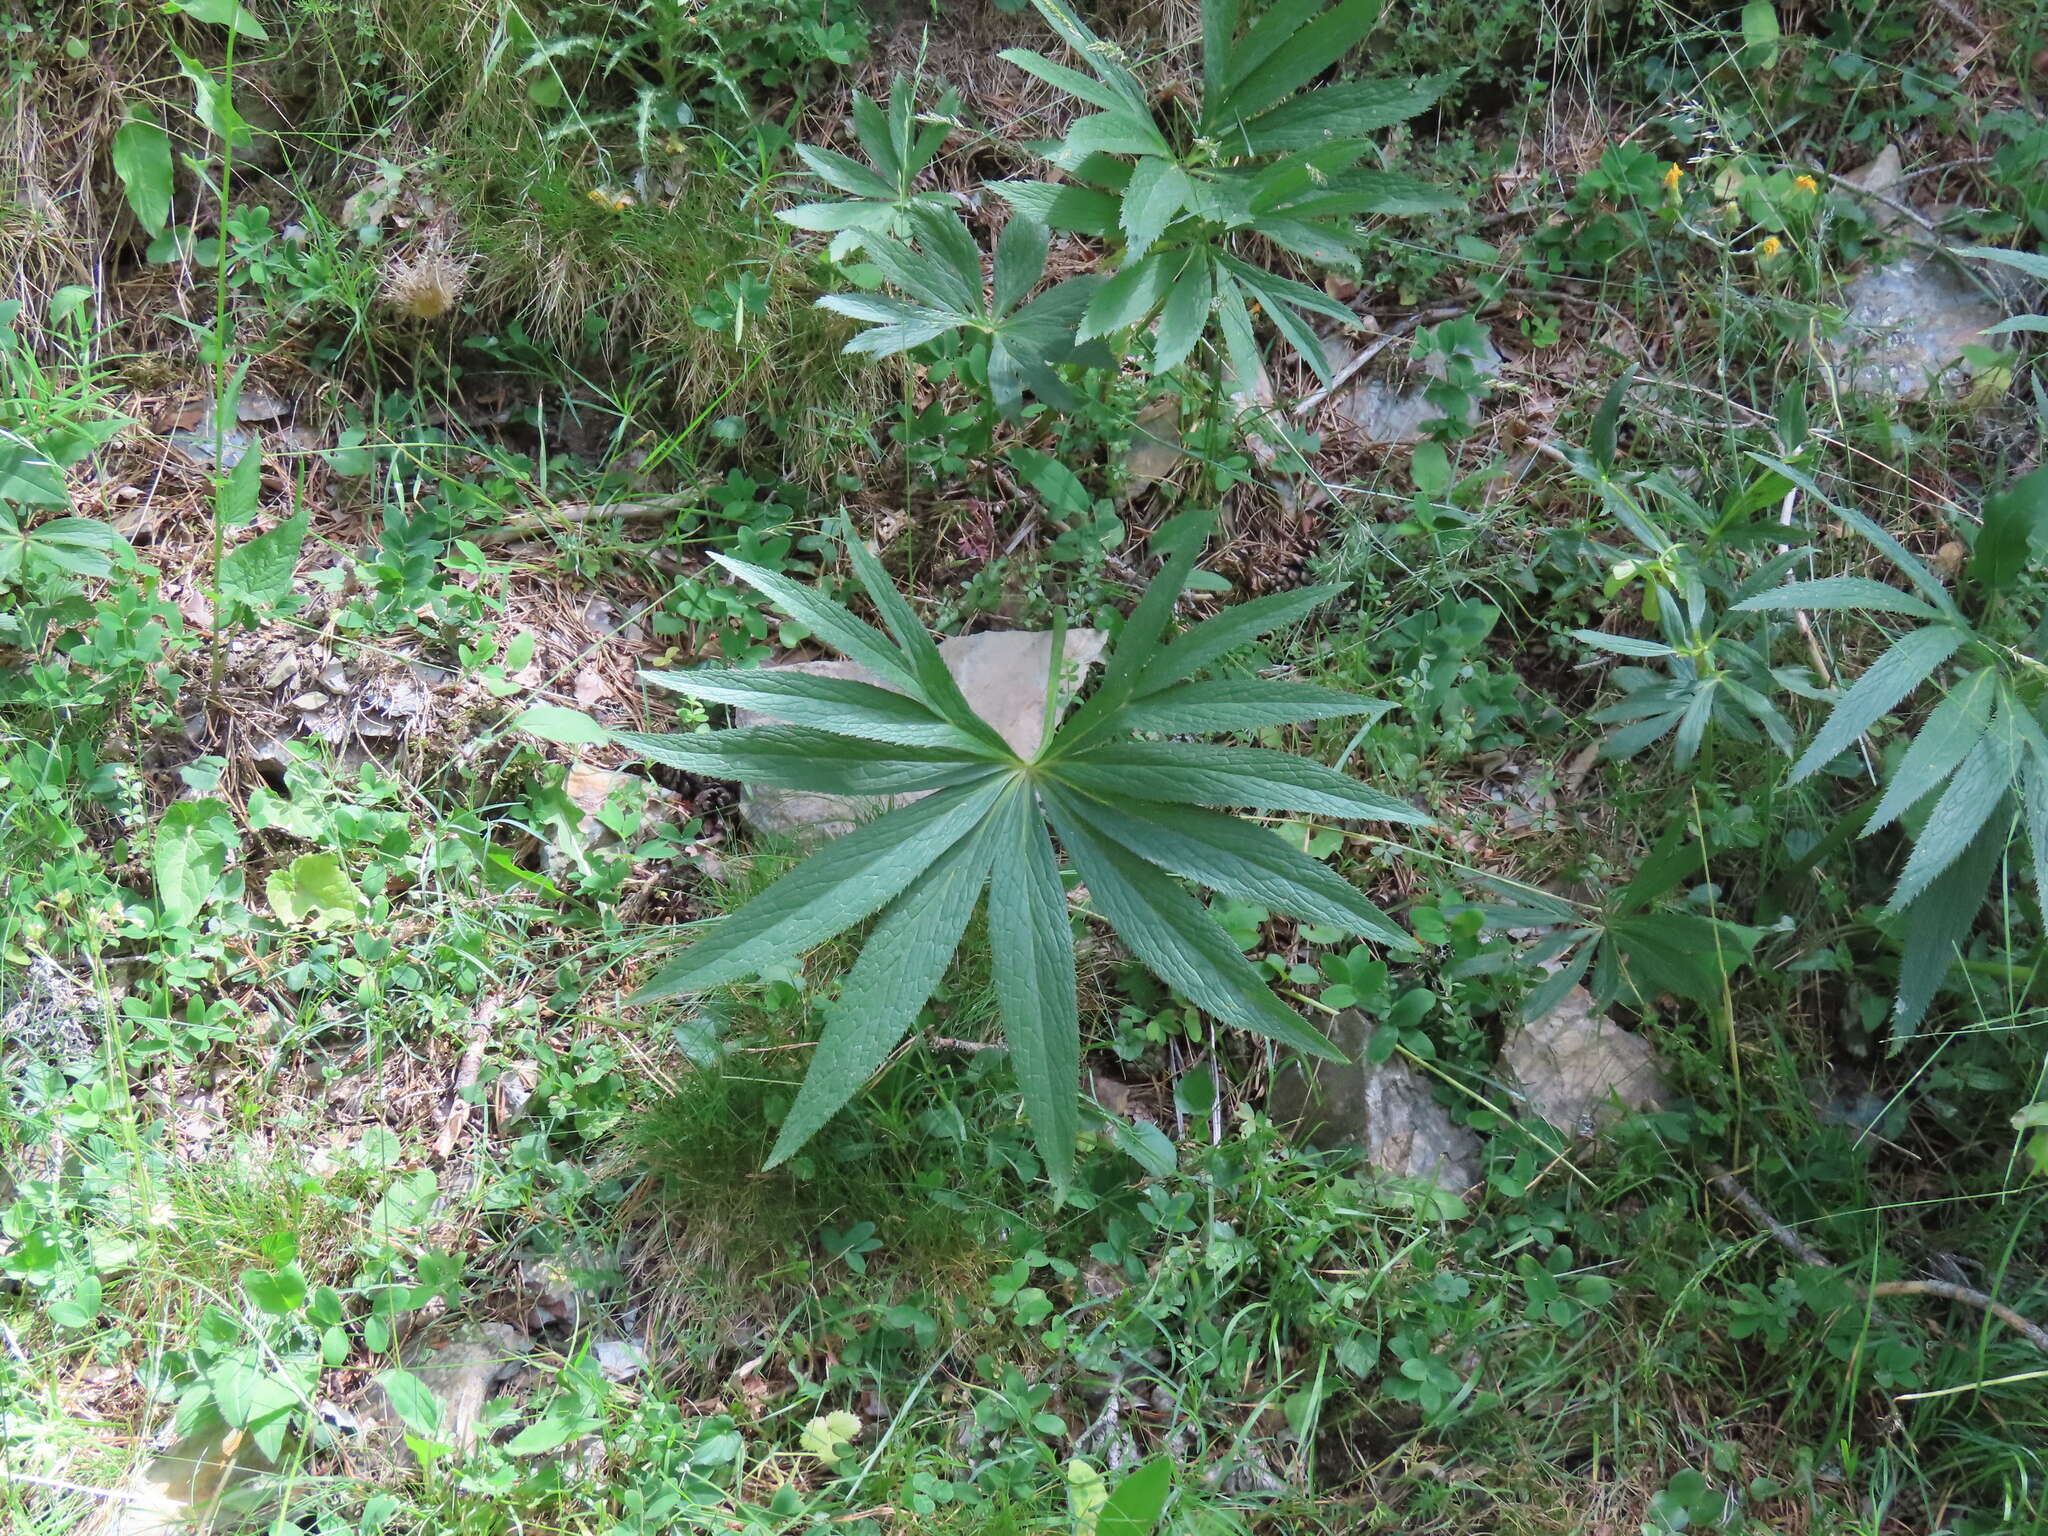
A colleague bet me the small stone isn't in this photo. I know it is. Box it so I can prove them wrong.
[1268,1009,1482,1191]
[1119,397,1186,500]
[291,691,328,711]
[1499,986,1669,1136]
[368,1321,528,1455]
[594,1338,648,1381]
[112,1424,281,1535]
[1831,254,2005,402]
[1840,143,1906,229]
[236,389,289,423]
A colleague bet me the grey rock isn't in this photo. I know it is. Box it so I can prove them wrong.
[594,1338,649,1381]
[1269,1008,1482,1190]
[167,404,257,469]
[113,1424,283,1535]
[736,628,1108,839]
[236,388,289,423]
[1832,254,2005,402]
[1499,986,1669,1136]
[368,1321,528,1454]
[1841,144,1908,229]
[1119,397,1186,500]
[1324,331,1502,445]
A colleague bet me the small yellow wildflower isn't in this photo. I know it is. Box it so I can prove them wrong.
[1663,162,1683,192]
[586,186,635,213]
[1793,173,1819,194]
[1758,235,1784,258]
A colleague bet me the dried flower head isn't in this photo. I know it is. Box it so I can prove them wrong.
[378,234,473,321]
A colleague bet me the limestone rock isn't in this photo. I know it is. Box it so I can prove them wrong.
[1500,986,1669,1136]
[368,1321,529,1454]
[1831,254,2004,402]
[1269,1009,1482,1191]
[736,628,1107,839]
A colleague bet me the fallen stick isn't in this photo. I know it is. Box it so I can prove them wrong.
[1709,1165,2048,1355]
[478,493,705,545]
[434,995,504,1159]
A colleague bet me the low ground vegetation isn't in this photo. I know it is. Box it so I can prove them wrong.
[4,0,2048,1533]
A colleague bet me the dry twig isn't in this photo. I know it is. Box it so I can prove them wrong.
[1710,1165,2048,1355]
[433,995,504,1159]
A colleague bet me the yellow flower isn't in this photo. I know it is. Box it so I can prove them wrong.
[1758,235,1784,258]
[586,186,635,213]
[1794,173,1819,194]
[1663,162,1683,192]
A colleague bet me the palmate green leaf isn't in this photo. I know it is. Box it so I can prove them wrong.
[766,813,1000,1167]
[1249,216,1362,272]
[1153,251,1215,373]
[1732,577,1942,619]
[1212,271,1264,399]
[1971,465,2048,597]
[841,521,1016,757]
[987,785,1080,1189]
[989,178,1121,238]
[993,215,1050,315]
[1888,713,2020,910]
[1133,582,1344,697]
[1024,0,1150,114]
[1080,249,1176,341]
[999,47,1132,115]
[1057,111,1173,166]
[708,553,916,691]
[1121,158,1191,260]
[613,725,1003,795]
[1788,624,1968,784]
[1043,789,1341,1058]
[794,144,897,200]
[859,215,980,316]
[1211,0,1328,109]
[782,201,903,234]
[1238,76,1445,153]
[1218,0,1385,124]
[1279,168,1458,217]
[1056,787,1414,949]
[640,667,996,752]
[816,293,963,356]
[630,778,1007,1002]
[1117,677,1385,733]
[1059,741,1431,824]
[1895,818,2008,1040]
[1750,455,1960,619]
[1054,520,1211,753]
[1864,667,1997,833]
